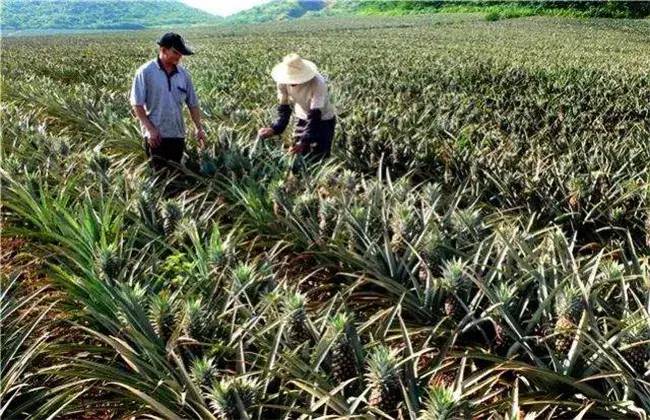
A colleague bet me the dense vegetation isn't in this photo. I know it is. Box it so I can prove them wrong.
[1,0,221,30]
[226,0,650,24]
[2,14,650,418]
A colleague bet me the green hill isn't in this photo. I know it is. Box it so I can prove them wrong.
[1,0,222,30]
[225,0,650,24]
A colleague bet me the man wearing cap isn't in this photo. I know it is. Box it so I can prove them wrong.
[130,32,205,175]
[258,53,336,161]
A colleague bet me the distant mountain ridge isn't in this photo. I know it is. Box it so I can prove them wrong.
[1,0,222,30]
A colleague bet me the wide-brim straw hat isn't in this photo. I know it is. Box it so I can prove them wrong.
[271,53,318,85]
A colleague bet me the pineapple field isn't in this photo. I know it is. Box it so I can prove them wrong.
[3,14,650,419]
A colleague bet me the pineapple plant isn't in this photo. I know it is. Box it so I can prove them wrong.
[418,229,443,283]
[207,376,260,420]
[441,257,470,320]
[161,199,183,236]
[553,286,584,355]
[190,356,217,390]
[95,244,121,282]
[620,314,650,375]
[366,345,402,414]
[149,291,178,343]
[328,314,361,392]
[283,293,313,345]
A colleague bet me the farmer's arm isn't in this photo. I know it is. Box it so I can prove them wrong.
[185,74,205,148]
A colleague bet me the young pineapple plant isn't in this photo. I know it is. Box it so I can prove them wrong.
[283,292,313,345]
[161,199,183,237]
[441,257,471,320]
[419,383,469,420]
[620,314,650,375]
[553,286,584,355]
[149,291,178,343]
[328,314,362,392]
[190,356,218,390]
[366,345,402,414]
[95,244,121,282]
[207,376,260,420]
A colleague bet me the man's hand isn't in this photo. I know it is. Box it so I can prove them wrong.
[290,142,305,156]
[146,126,162,148]
[258,127,275,139]
[196,127,206,150]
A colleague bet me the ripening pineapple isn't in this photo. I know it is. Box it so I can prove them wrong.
[417,230,443,283]
[491,283,517,354]
[318,197,339,239]
[390,202,419,255]
[284,293,313,345]
[366,345,402,414]
[190,356,217,390]
[419,383,469,420]
[149,291,177,343]
[161,199,183,236]
[553,287,584,355]
[293,191,319,223]
[207,376,260,420]
[96,244,121,282]
[441,258,470,320]
[620,315,650,375]
[329,314,361,391]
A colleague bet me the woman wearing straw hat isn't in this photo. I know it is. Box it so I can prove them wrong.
[258,53,336,161]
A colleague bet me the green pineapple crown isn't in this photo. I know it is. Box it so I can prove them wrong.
[622,313,650,344]
[421,182,443,206]
[284,292,307,313]
[366,345,400,386]
[452,207,482,233]
[149,291,177,341]
[441,257,470,290]
[330,313,351,333]
[207,376,260,417]
[420,383,465,420]
[554,286,584,318]
[190,356,217,389]
[162,199,183,222]
[233,263,254,286]
[600,259,624,281]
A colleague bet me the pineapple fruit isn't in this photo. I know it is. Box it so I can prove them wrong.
[161,199,183,236]
[284,293,313,345]
[328,314,361,393]
[96,244,120,282]
[553,286,584,355]
[366,345,402,414]
[441,257,470,320]
[620,314,650,375]
[390,202,418,255]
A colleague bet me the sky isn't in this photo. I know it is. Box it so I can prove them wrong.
[180,0,272,16]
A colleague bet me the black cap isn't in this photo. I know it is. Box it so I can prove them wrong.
[157,32,194,55]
